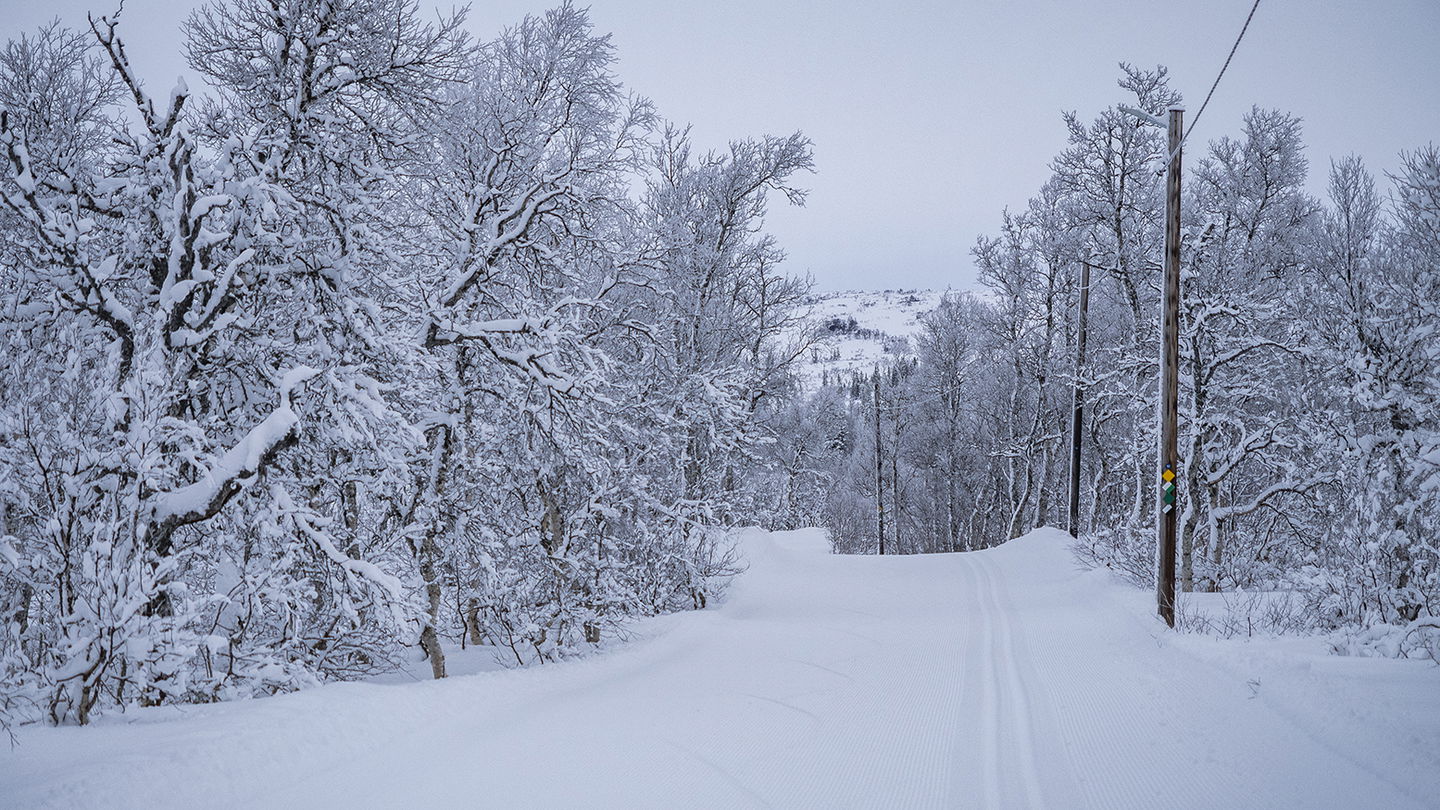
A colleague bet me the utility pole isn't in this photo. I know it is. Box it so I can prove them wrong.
[1067,259,1092,538]
[1156,106,1183,628]
[891,420,900,554]
[874,370,885,555]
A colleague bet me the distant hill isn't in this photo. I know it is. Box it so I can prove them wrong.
[788,289,946,391]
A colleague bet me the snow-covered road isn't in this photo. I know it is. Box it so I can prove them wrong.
[5,528,1439,808]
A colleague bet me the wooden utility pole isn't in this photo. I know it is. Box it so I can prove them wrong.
[1156,106,1184,628]
[1068,259,1092,538]
[891,424,900,554]
[874,370,885,555]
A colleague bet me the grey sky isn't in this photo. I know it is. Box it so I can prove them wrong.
[5,0,1438,291]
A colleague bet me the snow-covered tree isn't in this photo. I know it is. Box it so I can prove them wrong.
[0,0,814,726]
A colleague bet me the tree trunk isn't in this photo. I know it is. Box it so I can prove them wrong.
[418,531,447,679]
[891,416,901,553]
[463,598,484,646]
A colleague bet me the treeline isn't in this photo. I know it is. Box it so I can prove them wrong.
[0,1,815,725]
[810,65,1439,649]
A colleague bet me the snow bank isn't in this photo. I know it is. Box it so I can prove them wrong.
[4,526,1437,809]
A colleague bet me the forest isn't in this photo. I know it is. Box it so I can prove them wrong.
[812,64,1440,655]
[1,0,1436,736]
[0,0,818,727]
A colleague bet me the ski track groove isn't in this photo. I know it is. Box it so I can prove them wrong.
[996,558,1172,810]
[979,553,1047,809]
[970,554,1003,809]
[939,555,976,810]
[947,547,986,809]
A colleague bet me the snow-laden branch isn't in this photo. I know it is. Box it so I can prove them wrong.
[152,367,319,527]
[439,178,571,309]
[1209,473,1335,523]
[429,315,545,342]
[486,341,577,396]
[0,120,137,340]
[1204,424,1278,487]
[90,11,187,139]
[268,485,412,630]
[1201,338,1297,387]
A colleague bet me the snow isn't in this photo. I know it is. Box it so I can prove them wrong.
[4,527,1438,808]
[788,289,945,390]
[151,367,318,524]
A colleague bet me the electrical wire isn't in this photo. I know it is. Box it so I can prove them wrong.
[1183,0,1262,145]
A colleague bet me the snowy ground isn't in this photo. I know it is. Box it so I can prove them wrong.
[4,528,1438,809]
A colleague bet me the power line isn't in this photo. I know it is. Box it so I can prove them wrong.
[1183,0,1262,145]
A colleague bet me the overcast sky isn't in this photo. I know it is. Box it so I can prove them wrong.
[6,0,1438,291]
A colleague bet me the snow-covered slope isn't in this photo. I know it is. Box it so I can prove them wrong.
[789,288,944,390]
[6,528,1438,809]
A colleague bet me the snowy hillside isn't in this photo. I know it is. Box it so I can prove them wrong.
[789,289,947,390]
